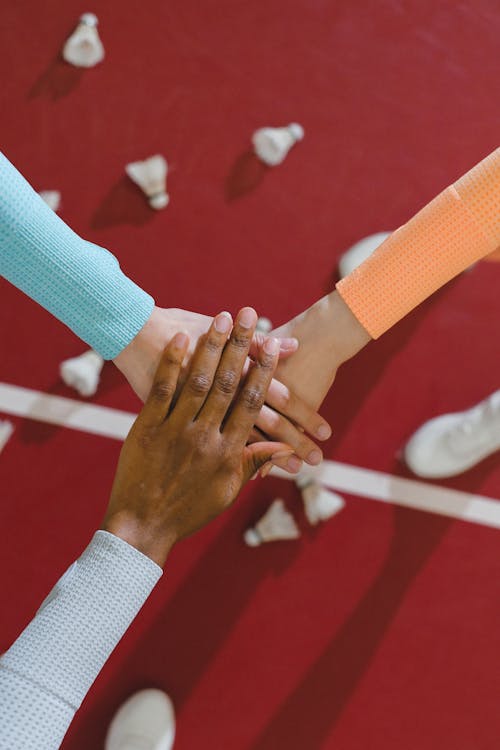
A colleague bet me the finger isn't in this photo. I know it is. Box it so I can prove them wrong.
[255,403,323,466]
[197,307,257,425]
[140,332,189,427]
[224,336,279,443]
[173,311,233,420]
[263,379,332,442]
[241,441,293,483]
[248,334,298,361]
[246,426,303,475]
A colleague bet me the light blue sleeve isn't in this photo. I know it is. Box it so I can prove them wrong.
[0,531,162,750]
[0,153,155,359]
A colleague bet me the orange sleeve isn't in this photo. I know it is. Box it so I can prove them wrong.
[336,148,500,338]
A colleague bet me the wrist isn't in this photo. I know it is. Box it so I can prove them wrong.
[113,306,166,401]
[318,290,371,364]
[101,511,176,568]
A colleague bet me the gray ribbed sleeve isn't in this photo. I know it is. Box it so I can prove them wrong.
[0,152,155,359]
[0,531,162,750]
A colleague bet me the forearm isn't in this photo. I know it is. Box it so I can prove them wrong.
[336,148,500,339]
[0,152,154,359]
[0,531,161,750]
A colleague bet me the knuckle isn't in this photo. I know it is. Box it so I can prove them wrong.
[152,379,175,401]
[205,334,222,354]
[276,386,291,411]
[263,408,283,432]
[241,386,264,412]
[230,331,251,350]
[258,352,275,370]
[189,371,212,395]
[164,350,182,366]
[214,369,237,394]
[269,381,294,416]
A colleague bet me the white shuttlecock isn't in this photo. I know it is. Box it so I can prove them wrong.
[63,13,105,68]
[39,191,61,212]
[252,123,304,166]
[244,499,300,546]
[60,349,104,397]
[295,474,344,525]
[338,232,392,278]
[256,317,273,334]
[0,420,14,455]
[126,155,169,210]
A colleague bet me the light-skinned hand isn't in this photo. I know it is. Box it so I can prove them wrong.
[113,306,332,471]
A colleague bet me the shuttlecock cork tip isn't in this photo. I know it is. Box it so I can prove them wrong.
[149,193,170,210]
[80,12,98,26]
[288,123,304,141]
[244,529,261,547]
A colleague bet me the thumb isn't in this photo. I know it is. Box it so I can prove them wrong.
[242,441,294,483]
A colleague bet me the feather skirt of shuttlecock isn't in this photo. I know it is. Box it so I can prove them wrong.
[60,349,104,397]
[125,155,169,209]
[244,499,300,546]
[62,13,105,68]
[252,123,304,166]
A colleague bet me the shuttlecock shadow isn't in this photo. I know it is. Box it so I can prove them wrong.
[91,177,155,230]
[28,55,84,100]
[225,149,268,201]
[253,505,453,749]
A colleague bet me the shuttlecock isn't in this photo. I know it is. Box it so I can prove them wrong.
[39,191,61,212]
[338,232,391,278]
[295,474,344,525]
[252,123,304,166]
[0,420,14,454]
[126,155,169,210]
[244,499,300,546]
[60,349,104,397]
[256,317,273,334]
[63,13,105,68]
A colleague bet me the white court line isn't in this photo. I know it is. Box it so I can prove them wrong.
[1,381,499,530]
[0,382,135,440]
[273,462,500,530]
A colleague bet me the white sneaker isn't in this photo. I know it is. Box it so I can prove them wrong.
[105,689,175,750]
[404,391,500,478]
[338,231,392,278]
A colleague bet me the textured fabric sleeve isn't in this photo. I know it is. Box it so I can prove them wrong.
[0,531,162,750]
[336,148,500,338]
[0,152,155,359]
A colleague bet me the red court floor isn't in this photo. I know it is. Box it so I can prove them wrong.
[1,2,500,748]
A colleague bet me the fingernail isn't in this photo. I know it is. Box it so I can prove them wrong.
[307,449,322,466]
[264,337,279,355]
[316,424,331,440]
[260,462,272,478]
[239,308,256,329]
[287,456,303,472]
[173,332,189,348]
[215,312,232,333]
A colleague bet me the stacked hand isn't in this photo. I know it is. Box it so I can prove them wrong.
[114,306,333,472]
[104,308,295,566]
